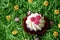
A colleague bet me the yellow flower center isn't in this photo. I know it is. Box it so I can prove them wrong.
[12,30,17,35]
[28,0,33,3]
[54,10,59,14]
[6,15,11,21]
[44,1,49,6]
[14,5,19,10]
[53,31,58,37]
[58,23,60,28]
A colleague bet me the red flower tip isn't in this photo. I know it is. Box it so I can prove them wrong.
[34,20,40,25]
[36,15,41,20]
[30,17,35,22]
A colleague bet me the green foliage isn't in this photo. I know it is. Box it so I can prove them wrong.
[0,0,60,40]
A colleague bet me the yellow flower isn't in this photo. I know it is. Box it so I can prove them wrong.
[58,23,60,28]
[28,0,33,3]
[12,30,17,35]
[6,15,11,21]
[54,10,59,14]
[53,31,58,37]
[14,5,19,10]
[43,1,49,6]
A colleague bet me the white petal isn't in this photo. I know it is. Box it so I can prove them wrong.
[32,23,37,31]
[38,24,45,28]
[35,24,41,30]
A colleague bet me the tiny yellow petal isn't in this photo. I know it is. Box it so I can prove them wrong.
[58,23,60,28]
[54,10,59,14]
[14,5,19,10]
[6,15,11,21]
[28,0,33,3]
[12,30,17,35]
[53,31,58,37]
[44,1,49,6]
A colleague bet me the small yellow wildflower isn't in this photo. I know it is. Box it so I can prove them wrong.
[58,23,60,28]
[6,15,11,21]
[53,31,58,37]
[28,0,33,3]
[14,5,19,10]
[12,30,17,35]
[54,10,59,14]
[44,1,49,6]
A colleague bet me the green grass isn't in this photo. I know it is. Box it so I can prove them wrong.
[0,0,60,40]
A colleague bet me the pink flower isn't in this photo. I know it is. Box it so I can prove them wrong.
[36,15,41,20]
[35,38,39,40]
[30,15,41,25]
[27,11,31,15]
[30,17,35,22]
[15,18,19,22]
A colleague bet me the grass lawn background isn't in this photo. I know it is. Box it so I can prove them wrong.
[0,0,60,40]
